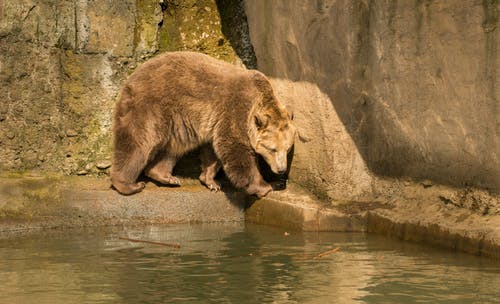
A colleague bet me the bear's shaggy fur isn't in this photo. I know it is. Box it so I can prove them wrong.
[111,52,295,197]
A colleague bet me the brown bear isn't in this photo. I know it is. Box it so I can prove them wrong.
[110,51,295,197]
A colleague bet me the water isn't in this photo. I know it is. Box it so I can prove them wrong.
[0,223,498,304]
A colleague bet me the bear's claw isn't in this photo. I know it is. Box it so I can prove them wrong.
[208,183,221,192]
[146,172,181,186]
[163,176,181,186]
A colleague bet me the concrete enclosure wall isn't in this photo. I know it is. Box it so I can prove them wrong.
[244,0,499,197]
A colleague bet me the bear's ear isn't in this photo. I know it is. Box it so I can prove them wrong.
[254,112,269,129]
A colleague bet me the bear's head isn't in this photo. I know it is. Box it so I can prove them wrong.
[251,106,296,175]
[249,72,296,175]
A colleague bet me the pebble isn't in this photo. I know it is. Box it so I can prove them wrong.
[421,180,433,188]
[85,162,94,171]
[76,170,88,176]
[66,129,78,137]
[6,132,15,139]
[96,160,112,170]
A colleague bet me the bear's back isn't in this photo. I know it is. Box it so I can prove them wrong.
[122,52,257,111]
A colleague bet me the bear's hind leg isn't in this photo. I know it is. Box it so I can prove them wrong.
[111,149,148,195]
[199,145,222,192]
[145,153,181,186]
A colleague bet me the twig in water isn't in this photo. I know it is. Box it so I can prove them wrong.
[119,237,181,249]
[314,247,341,259]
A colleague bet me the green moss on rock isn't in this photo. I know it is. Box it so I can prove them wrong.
[157,0,240,63]
[134,0,162,55]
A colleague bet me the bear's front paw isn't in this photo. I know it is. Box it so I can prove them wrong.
[247,182,273,198]
[199,176,222,192]
[206,181,221,192]
[256,186,272,198]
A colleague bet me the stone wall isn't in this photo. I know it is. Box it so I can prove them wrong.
[245,0,499,199]
[0,0,241,176]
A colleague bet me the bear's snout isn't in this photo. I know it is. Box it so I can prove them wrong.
[275,151,288,174]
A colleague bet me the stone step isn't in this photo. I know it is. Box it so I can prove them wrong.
[246,187,500,259]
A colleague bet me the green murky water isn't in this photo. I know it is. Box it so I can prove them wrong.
[0,223,498,304]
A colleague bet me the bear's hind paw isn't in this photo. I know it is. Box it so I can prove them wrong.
[162,176,181,186]
[112,181,146,195]
[147,173,181,186]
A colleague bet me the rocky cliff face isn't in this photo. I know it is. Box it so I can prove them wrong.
[245,0,499,199]
[0,0,242,176]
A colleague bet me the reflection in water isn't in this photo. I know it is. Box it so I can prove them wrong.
[0,223,499,304]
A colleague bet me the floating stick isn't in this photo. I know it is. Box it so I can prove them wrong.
[314,247,341,258]
[119,237,181,248]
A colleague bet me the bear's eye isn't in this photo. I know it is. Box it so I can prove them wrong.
[261,142,278,153]
[262,144,276,152]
